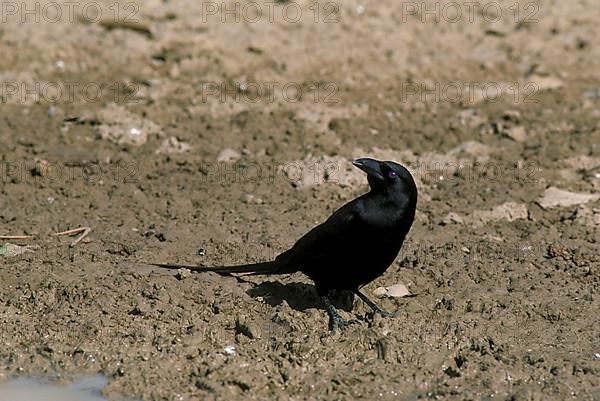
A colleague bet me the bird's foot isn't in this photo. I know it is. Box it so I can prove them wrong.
[330,316,359,332]
[374,309,397,318]
[322,295,360,332]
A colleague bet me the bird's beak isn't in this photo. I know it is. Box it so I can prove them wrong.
[352,158,384,180]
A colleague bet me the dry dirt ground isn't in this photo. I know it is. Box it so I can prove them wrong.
[1,0,599,400]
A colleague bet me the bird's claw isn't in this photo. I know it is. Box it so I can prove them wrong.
[331,317,360,332]
[376,309,397,318]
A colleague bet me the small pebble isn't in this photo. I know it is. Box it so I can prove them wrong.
[373,287,387,297]
[442,212,464,225]
[176,268,191,280]
[373,284,411,298]
[243,194,263,204]
[34,159,52,177]
[504,126,527,142]
[217,148,241,163]
[236,319,262,339]
[386,284,411,298]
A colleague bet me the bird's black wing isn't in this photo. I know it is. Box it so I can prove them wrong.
[275,200,363,270]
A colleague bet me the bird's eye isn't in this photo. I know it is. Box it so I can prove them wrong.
[387,170,397,179]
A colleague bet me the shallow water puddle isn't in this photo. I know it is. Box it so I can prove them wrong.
[0,375,108,401]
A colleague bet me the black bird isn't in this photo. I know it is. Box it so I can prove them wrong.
[152,158,418,331]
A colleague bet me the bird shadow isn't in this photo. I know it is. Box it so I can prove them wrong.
[245,280,355,313]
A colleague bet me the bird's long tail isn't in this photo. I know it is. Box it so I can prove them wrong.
[148,260,284,276]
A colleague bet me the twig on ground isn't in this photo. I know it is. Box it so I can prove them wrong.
[53,227,92,247]
[0,235,34,239]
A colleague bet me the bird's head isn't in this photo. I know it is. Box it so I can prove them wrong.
[352,158,417,198]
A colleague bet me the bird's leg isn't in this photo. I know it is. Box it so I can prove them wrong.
[354,290,396,318]
[321,295,358,332]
